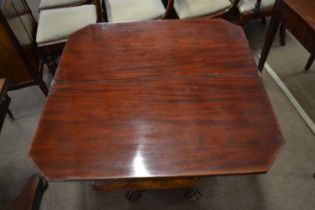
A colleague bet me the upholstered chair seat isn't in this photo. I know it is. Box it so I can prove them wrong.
[174,0,232,19]
[238,0,275,13]
[36,5,97,46]
[39,0,88,10]
[104,0,166,22]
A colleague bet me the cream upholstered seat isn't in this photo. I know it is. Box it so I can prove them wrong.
[39,0,88,10]
[36,5,97,46]
[174,0,232,19]
[237,0,277,26]
[238,0,275,13]
[104,0,166,22]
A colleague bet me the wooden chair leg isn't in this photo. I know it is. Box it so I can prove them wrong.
[101,0,108,22]
[258,15,281,71]
[38,59,49,97]
[7,108,14,121]
[5,94,14,120]
[305,55,314,72]
[93,0,102,21]
[39,81,49,97]
[279,23,286,46]
[7,174,48,210]
[44,55,58,75]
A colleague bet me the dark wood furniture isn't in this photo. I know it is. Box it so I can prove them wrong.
[6,174,47,210]
[30,19,284,200]
[237,0,286,46]
[39,0,92,10]
[21,0,97,76]
[258,0,315,71]
[305,55,314,71]
[238,0,272,25]
[0,0,48,94]
[0,78,14,132]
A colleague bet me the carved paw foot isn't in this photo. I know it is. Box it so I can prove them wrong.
[125,190,142,202]
[184,188,201,202]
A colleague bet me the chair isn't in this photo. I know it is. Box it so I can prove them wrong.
[102,0,174,22]
[238,0,274,25]
[237,0,286,46]
[6,174,47,210]
[39,0,92,10]
[21,0,97,74]
[173,0,239,19]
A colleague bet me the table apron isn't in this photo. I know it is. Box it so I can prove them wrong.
[93,177,199,191]
[281,2,315,55]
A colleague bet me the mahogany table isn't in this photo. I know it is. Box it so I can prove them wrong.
[258,0,315,71]
[30,19,284,201]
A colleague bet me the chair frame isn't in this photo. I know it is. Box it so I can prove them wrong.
[237,0,274,25]
[237,0,286,46]
[39,0,102,21]
[2,1,49,95]
[21,0,64,75]
[39,0,93,10]
[7,174,47,210]
[22,0,98,76]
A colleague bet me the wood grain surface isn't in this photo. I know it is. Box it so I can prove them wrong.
[55,19,257,82]
[285,0,315,28]
[30,19,284,181]
[281,0,315,55]
[30,76,283,181]
[258,0,315,70]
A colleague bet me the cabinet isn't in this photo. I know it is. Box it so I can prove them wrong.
[0,0,47,95]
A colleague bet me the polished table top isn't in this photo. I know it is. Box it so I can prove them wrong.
[54,20,257,81]
[30,19,284,181]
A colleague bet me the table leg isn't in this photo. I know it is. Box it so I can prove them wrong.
[258,2,282,71]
